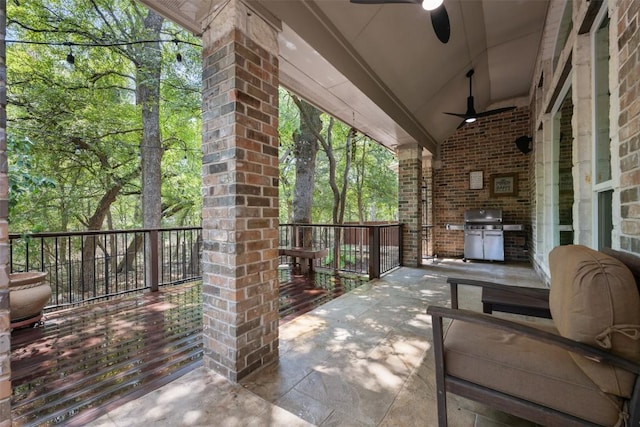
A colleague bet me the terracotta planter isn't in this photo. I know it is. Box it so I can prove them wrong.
[9,271,51,329]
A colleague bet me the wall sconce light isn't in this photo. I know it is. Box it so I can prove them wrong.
[515,135,532,154]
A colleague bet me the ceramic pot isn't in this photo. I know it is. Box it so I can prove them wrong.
[9,271,51,328]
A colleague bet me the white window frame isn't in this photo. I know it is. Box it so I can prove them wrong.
[591,4,612,249]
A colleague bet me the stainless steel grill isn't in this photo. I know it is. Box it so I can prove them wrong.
[463,208,504,261]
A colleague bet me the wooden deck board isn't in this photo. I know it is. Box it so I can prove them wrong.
[10,270,366,426]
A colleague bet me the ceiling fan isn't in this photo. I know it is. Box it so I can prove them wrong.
[444,69,516,128]
[350,0,450,44]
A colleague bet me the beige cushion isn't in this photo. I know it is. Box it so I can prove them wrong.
[444,319,624,425]
[602,247,640,291]
[549,245,640,397]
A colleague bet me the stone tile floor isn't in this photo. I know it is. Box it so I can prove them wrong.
[88,258,547,426]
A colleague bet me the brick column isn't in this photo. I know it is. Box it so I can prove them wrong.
[0,0,9,424]
[398,143,422,267]
[200,0,279,382]
[618,0,640,253]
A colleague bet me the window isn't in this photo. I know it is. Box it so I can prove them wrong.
[594,14,610,184]
[592,8,612,250]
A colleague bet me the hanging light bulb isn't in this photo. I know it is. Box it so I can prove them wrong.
[75,145,81,155]
[173,39,182,63]
[66,47,75,65]
[422,0,443,11]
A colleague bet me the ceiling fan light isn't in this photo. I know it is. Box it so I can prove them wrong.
[465,117,477,123]
[422,0,443,11]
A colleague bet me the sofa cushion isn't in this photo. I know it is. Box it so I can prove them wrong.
[549,245,640,397]
[602,247,640,291]
[444,319,624,426]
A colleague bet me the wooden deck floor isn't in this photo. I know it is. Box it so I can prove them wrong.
[10,270,366,426]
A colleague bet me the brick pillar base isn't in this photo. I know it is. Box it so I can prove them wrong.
[398,144,422,267]
[201,0,279,382]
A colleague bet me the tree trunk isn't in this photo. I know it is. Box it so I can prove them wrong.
[338,128,355,224]
[117,233,144,274]
[356,139,368,223]
[137,11,164,289]
[291,97,321,255]
[291,97,321,226]
[81,183,123,291]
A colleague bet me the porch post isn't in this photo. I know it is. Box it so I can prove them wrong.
[397,143,423,267]
[0,0,10,424]
[200,0,280,382]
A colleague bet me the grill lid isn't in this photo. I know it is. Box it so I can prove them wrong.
[464,208,503,223]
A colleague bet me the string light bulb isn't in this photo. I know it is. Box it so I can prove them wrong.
[6,38,202,66]
[173,39,182,62]
[66,46,75,65]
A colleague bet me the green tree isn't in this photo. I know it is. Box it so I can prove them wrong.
[279,90,398,227]
[6,0,202,233]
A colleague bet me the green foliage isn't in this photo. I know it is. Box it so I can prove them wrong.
[8,136,56,209]
[278,88,398,224]
[324,249,357,269]
[6,2,394,233]
[6,0,202,232]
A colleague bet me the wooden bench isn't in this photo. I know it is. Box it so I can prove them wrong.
[278,247,328,273]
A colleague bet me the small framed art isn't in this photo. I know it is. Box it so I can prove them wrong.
[490,173,518,197]
[469,171,483,190]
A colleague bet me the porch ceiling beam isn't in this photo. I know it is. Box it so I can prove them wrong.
[246,0,437,154]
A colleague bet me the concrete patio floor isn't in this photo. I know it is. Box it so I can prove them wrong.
[87,259,547,426]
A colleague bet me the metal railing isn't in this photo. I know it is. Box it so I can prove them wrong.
[9,223,401,311]
[278,223,402,278]
[9,227,202,311]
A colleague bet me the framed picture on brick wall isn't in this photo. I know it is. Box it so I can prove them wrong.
[490,173,517,197]
[469,171,483,190]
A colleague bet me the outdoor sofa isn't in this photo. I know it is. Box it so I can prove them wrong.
[428,244,640,426]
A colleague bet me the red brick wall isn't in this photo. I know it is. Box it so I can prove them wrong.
[618,0,640,254]
[433,107,531,261]
[201,25,280,381]
[398,145,422,266]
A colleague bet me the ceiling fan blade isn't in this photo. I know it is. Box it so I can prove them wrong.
[443,112,469,119]
[350,0,419,4]
[443,69,514,129]
[351,0,450,43]
[474,106,517,118]
[430,5,450,43]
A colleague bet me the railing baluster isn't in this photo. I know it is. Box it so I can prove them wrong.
[150,229,159,292]
[182,232,187,279]
[69,235,73,305]
[54,237,59,306]
[104,233,109,296]
[25,238,29,272]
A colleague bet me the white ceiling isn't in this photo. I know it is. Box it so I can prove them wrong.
[138,0,550,154]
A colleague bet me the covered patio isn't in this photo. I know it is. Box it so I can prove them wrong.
[79,260,544,426]
[1,0,639,424]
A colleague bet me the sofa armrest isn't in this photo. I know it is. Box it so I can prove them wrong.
[446,277,550,310]
[427,305,640,374]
